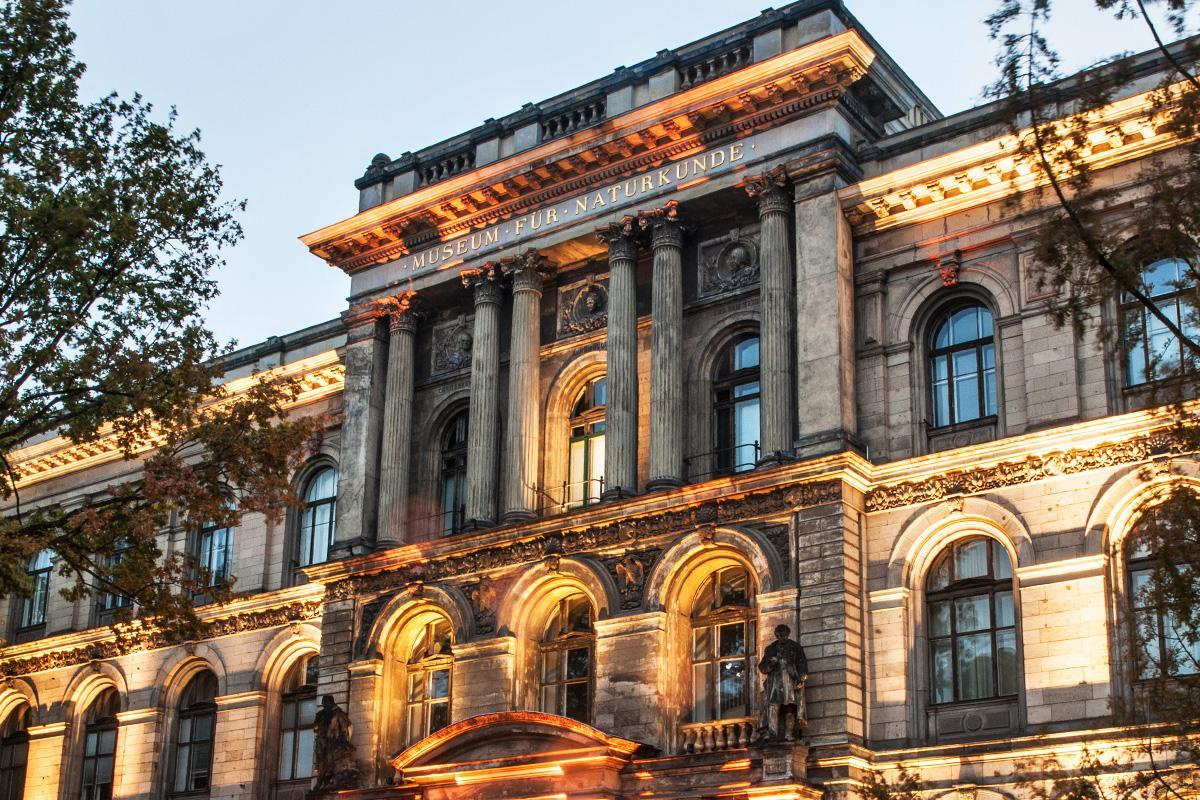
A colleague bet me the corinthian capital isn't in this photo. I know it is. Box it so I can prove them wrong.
[595,215,639,262]
[501,249,553,294]
[380,291,420,333]
[461,264,504,306]
[638,199,684,249]
[743,165,790,215]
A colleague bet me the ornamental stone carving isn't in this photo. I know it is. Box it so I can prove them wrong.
[557,275,609,337]
[432,318,474,374]
[464,581,497,635]
[698,226,761,297]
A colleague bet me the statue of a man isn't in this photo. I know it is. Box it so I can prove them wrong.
[757,624,808,742]
[313,695,361,792]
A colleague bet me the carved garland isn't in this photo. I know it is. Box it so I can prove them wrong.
[0,601,323,678]
[865,433,1179,513]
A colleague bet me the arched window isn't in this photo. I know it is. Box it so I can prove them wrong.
[567,378,606,509]
[80,689,119,800]
[714,335,761,474]
[276,655,318,790]
[926,537,1017,704]
[404,619,453,746]
[1122,257,1198,386]
[172,672,217,796]
[439,411,469,536]
[689,566,754,723]
[297,467,338,568]
[16,549,52,637]
[0,705,29,800]
[929,303,997,428]
[1126,508,1200,678]
[539,594,594,723]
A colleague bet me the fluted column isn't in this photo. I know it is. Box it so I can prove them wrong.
[745,167,796,463]
[501,251,550,522]
[461,264,503,527]
[641,200,685,489]
[376,291,419,548]
[595,216,639,499]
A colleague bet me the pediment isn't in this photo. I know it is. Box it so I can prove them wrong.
[392,712,653,799]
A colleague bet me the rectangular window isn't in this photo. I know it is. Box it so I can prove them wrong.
[196,524,233,588]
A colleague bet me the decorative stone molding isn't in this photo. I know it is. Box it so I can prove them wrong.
[638,199,684,249]
[698,226,761,297]
[604,549,661,610]
[463,582,498,635]
[0,601,322,678]
[431,317,474,374]
[743,165,790,215]
[938,251,962,287]
[594,216,639,261]
[866,433,1179,513]
[500,249,552,294]
[460,264,504,306]
[557,275,609,337]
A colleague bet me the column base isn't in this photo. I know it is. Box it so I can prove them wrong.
[756,450,796,469]
[328,536,373,560]
[463,517,497,532]
[792,428,865,460]
[600,485,636,502]
[501,509,537,524]
[645,476,684,492]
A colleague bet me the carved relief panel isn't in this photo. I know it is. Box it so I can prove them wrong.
[697,224,761,298]
[556,274,609,338]
[432,317,474,374]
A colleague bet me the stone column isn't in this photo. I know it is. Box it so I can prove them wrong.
[375,292,419,549]
[640,201,685,489]
[333,300,390,557]
[745,166,796,463]
[500,251,550,522]
[461,265,503,527]
[594,217,639,499]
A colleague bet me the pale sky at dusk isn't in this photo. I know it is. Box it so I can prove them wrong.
[66,0,1191,351]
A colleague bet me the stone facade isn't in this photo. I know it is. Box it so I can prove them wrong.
[1,3,1196,800]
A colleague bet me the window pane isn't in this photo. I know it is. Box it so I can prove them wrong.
[931,637,953,703]
[1165,611,1200,676]
[992,541,1013,579]
[297,729,314,777]
[955,595,991,633]
[1135,608,1162,678]
[541,684,558,715]
[408,673,425,703]
[566,648,590,680]
[996,628,1018,695]
[929,601,951,638]
[718,623,746,657]
[278,730,294,779]
[928,558,950,591]
[429,668,450,700]
[953,350,980,422]
[951,307,979,345]
[589,435,605,501]
[718,659,748,718]
[994,591,1015,628]
[935,319,952,349]
[956,632,995,700]
[568,439,586,507]
[406,707,422,745]
[955,539,989,580]
[693,626,711,660]
[734,337,760,370]
[173,745,190,791]
[542,650,559,683]
[564,682,589,723]
[692,662,711,721]
[429,701,449,735]
[734,398,760,471]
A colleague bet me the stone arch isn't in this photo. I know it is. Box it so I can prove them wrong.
[888,497,1033,590]
[0,679,38,725]
[543,349,608,509]
[366,584,472,658]
[254,622,322,692]
[150,646,228,710]
[61,661,128,719]
[1083,458,1200,555]
[685,311,762,480]
[410,386,472,536]
[644,526,781,612]
[889,266,1017,346]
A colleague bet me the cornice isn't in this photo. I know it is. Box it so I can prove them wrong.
[840,82,1182,234]
[300,31,877,274]
[8,350,345,489]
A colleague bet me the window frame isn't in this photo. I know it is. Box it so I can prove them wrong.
[1120,256,1198,388]
[925,537,1018,706]
[538,595,595,724]
[567,377,606,509]
[927,301,999,431]
[403,620,453,747]
[95,541,133,623]
[713,334,761,476]
[295,466,338,571]
[15,549,52,636]
[0,706,29,800]
[688,566,755,724]
[438,410,469,536]
[275,655,319,786]
[171,673,217,797]
[80,690,119,800]
[192,521,234,596]
[1125,524,1200,680]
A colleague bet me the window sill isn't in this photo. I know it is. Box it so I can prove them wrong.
[926,417,998,454]
[926,696,1017,743]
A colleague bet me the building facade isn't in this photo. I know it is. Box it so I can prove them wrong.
[1,2,1196,799]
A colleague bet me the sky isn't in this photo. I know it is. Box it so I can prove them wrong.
[66,0,1193,350]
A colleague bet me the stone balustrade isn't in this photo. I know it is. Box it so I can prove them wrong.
[677,716,756,753]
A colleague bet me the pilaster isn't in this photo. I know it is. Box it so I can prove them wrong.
[595,217,640,499]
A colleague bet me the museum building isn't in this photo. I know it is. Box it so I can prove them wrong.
[1,1,1197,798]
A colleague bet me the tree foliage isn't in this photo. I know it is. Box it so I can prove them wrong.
[0,0,322,639]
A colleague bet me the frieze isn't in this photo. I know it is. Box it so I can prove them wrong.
[324,481,841,600]
[0,601,322,678]
[865,433,1179,513]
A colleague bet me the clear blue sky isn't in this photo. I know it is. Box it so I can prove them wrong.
[67,0,1188,350]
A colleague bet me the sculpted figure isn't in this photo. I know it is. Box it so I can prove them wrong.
[313,695,361,791]
[757,624,808,742]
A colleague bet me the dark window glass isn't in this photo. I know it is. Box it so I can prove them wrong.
[298,468,338,568]
[1127,511,1200,678]
[1122,257,1198,386]
[17,549,52,631]
[926,538,1017,704]
[277,656,318,783]
[539,594,595,723]
[929,304,997,428]
[172,672,217,795]
[567,378,606,509]
[97,541,132,615]
[439,411,469,535]
[405,619,453,746]
[195,522,233,589]
[80,690,119,800]
[714,335,761,474]
[690,566,755,722]
[0,706,29,800]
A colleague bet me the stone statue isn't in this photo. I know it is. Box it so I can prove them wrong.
[313,695,361,792]
[757,624,808,742]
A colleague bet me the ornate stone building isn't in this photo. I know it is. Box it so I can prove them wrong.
[1,3,1196,799]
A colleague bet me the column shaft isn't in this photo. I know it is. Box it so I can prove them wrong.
[746,168,796,461]
[643,202,685,488]
[596,219,639,499]
[462,266,503,526]
[502,253,548,521]
[376,293,418,547]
